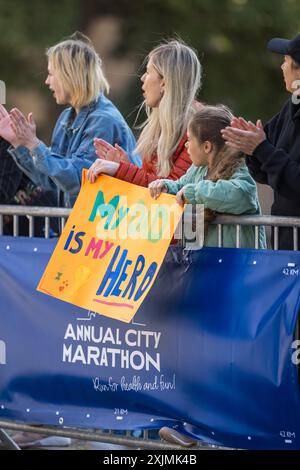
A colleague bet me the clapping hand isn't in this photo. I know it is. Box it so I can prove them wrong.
[0,104,18,147]
[94,138,129,163]
[230,116,252,131]
[221,117,266,155]
[10,108,40,151]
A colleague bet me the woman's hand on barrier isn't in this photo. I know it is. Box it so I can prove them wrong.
[10,108,40,151]
[148,180,167,199]
[221,119,266,155]
[0,104,19,147]
[176,188,186,206]
[87,159,120,183]
[94,138,129,163]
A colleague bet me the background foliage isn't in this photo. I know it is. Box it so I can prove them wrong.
[1,0,300,137]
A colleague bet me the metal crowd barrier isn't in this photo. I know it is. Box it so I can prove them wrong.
[211,214,300,250]
[0,205,70,238]
[0,205,299,450]
[1,205,300,249]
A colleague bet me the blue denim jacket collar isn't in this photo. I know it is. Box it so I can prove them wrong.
[60,95,100,134]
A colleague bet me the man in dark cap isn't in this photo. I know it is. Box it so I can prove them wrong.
[222,33,300,250]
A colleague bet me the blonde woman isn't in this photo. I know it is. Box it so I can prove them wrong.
[87,39,202,186]
[0,32,139,208]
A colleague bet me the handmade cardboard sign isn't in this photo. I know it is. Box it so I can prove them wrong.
[37,172,183,322]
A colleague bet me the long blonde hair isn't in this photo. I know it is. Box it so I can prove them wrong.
[47,32,110,110]
[135,39,202,176]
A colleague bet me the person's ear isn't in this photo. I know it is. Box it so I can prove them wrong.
[203,141,213,154]
[160,79,165,95]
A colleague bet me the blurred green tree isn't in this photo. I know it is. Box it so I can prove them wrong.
[83,0,300,123]
[1,0,300,132]
[0,0,80,88]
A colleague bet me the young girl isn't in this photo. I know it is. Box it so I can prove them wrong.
[149,105,266,249]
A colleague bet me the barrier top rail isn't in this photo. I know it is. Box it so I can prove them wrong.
[1,205,300,226]
[0,205,300,250]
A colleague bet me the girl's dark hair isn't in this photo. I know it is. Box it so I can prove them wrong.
[188,104,245,180]
[189,105,246,230]
[188,105,233,152]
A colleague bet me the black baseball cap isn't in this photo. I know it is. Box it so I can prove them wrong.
[267,33,300,63]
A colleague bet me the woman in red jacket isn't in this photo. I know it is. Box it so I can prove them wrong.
[87,39,202,186]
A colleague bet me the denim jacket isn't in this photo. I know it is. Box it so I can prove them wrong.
[9,94,140,207]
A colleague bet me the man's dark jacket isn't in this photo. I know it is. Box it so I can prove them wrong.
[0,137,23,203]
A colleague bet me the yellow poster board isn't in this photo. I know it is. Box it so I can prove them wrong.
[37,172,183,323]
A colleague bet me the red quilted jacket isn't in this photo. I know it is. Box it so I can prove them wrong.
[115,135,191,186]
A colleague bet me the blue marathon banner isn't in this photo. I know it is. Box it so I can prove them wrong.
[0,236,300,450]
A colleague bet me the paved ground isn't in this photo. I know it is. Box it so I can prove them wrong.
[51,439,131,450]
[0,436,138,451]
[0,439,138,450]
[0,430,160,451]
